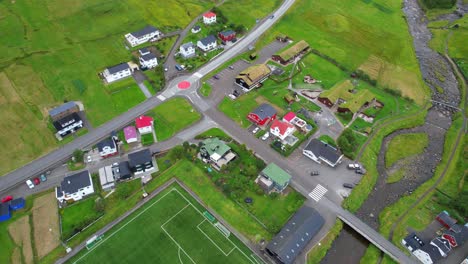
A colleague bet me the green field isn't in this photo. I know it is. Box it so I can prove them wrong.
[69,184,260,264]
[256,0,428,104]
[150,98,201,141]
[385,133,429,168]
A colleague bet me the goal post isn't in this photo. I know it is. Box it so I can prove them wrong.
[86,234,104,250]
[214,222,230,237]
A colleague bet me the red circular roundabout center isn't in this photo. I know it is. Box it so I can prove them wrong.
[177,81,191,90]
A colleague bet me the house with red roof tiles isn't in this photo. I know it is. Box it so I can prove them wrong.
[203,12,216,24]
[135,116,154,135]
[270,119,296,141]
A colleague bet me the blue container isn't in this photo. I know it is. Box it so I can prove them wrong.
[9,198,25,211]
[0,203,11,222]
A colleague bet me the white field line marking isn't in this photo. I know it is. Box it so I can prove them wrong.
[73,188,177,264]
[172,189,256,264]
[178,248,184,264]
[250,254,265,264]
[196,220,235,256]
[161,204,189,228]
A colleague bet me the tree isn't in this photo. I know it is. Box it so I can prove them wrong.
[73,149,84,163]
[94,198,105,213]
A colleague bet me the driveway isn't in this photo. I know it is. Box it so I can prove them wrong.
[132,72,152,98]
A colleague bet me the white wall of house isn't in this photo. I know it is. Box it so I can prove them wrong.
[103,68,132,83]
[303,150,321,164]
[139,57,158,69]
[58,120,83,136]
[99,146,117,157]
[203,16,216,24]
[412,249,433,264]
[270,126,295,141]
[138,125,153,135]
[125,31,160,47]
[57,174,95,202]
[180,46,195,58]
[197,41,217,52]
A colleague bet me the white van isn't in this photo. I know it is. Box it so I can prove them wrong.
[26,180,35,189]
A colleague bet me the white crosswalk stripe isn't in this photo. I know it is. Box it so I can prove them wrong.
[308,184,328,202]
[157,95,167,101]
[193,72,202,78]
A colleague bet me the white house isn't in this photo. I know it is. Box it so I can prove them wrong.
[303,139,343,167]
[203,12,216,24]
[97,138,118,158]
[102,62,132,83]
[270,119,296,141]
[56,171,94,203]
[53,113,83,137]
[180,42,196,58]
[125,25,161,47]
[138,48,158,69]
[191,25,201,33]
[197,35,217,52]
[135,115,154,135]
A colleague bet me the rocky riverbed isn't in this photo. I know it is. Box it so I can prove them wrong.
[322,0,465,263]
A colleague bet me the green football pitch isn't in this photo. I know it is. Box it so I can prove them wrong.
[69,184,263,264]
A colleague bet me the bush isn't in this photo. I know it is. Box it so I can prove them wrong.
[420,0,456,9]
[73,149,84,163]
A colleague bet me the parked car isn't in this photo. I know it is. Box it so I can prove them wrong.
[26,180,35,189]
[233,90,240,96]
[87,155,92,163]
[39,174,47,182]
[252,127,260,134]
[175,64,183,71]
[33,177,40,185]
[348,163,360,169]
[355,168,367,175]
[1,196,13,203]
[270,15,275,19]
[213,75,220,80]
[310,171,319,176]
[343,183,354,189]
[261,132,270,141]
[229,65,234,70]
[228,94,237,100]
[164,67,168,72]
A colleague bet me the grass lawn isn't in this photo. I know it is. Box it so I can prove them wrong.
[306,220,343,264]
[218,93,259,128]
[385,133,429,168]
[195,128,231,141]
[318,135,337,147]
[216,0,282,30]
[200,82,213,97]
[0,0,214,176]
[149,98,201,141]
[60,197,104,240]
[255,0,429,105]
[141,133,154,146]
[68,184,259,264]
[386,167,406,184]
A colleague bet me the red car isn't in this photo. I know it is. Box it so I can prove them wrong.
[33,177,40,185]
[1,196,13,203]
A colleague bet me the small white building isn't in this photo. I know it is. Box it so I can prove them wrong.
[180,42,196,58]
[203,12,216,24]
[135,115,154,135]
[138,48,158,69]
[98,166,115,191]
[191,25,201,34]
[102,63,132,83]
[197,35,217,52]
[125,25,161,47]
[56,171,94,203]
[53,113,83,137]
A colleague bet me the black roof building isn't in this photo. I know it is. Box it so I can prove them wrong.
[97,138,116,152]
[304,139,342,165]
[128,149,152,168]
[60,171,91,195]
[199,35,217,46]
[52,113,82,131]
[419,243,444,263]
[48,101,78,118]
[251,104,277,120]
[131,25,159,38]
[107,63,130,75]
[402,232,423,252]
[141,52,157,61]
[266,205,324,264]
[113,161,132,180]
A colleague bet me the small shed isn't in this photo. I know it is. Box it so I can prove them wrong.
[9,198,25,211]
[0,203,11,222]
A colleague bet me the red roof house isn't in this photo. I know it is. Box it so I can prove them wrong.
[282,112,297,123]
[270,120,296,141]
[247,104,277,126]
[135,116,154,135]
[203,12,217,24]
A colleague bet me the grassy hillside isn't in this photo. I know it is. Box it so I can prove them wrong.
[256,0,429,104]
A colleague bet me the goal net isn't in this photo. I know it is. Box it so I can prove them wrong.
[214,222,230,237]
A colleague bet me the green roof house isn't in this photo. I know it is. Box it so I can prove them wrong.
[199,138,236,170]
[256,163,292,193]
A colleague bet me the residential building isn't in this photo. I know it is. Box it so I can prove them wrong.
[402,232,424,252]
[199,137,237,170]
[272,40,310,65]
[97,138,118,158]
[283,111,310,132]
[123,126,138,143]
[197,35,217,52]
[235,64,271,90]
[98,166,115,191]
[266,206,324,264]
[125,25,161,47]
[128,149,155,175]
[53,113,83,137]
[247,103,277,126]
[270,119,296,141]
[138,48,158,69]
[112,161,132,181]
[102,62,132,83]
[48,101,80,121]
[135,115,154,134]
[0,203,11,222]
[180,42,196,58]
[282,112,297,123]
[436,211,457,229]
[191,25,201,33]
[55,171,94,203]
[218,30,236,42]
[303,139,343,167]
[202,11,216,24]
[256,163,291,193]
